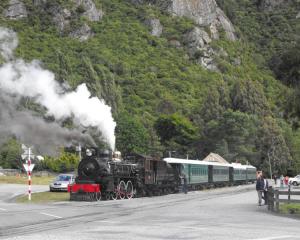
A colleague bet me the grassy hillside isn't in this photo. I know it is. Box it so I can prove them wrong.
[0,0,299,175]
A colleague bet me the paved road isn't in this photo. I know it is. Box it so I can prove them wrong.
[0,184,299,240]
[0,184,49,202]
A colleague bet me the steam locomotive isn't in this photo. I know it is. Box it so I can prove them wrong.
[68,148,257,201]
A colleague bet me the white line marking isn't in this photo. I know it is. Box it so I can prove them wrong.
[246,235,295,240]
[0,208,7,211]
[40,212,62,219]
[98,220,118,224]
[178,226,207,231]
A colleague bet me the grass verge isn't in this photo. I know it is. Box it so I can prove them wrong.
[280,203,300,216]
[0,175,55,185]
[16,192,69,203]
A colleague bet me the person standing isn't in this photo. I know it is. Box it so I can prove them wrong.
[256,172,265,206]
[183,174,188,194]
[284,176,289,186]
[263,176,269,205]
[280,174,284,188]
[272,174,277,185]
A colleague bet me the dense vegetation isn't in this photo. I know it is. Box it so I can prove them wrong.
[0,0,299,176]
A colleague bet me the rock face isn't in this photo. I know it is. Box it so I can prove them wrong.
[51,7,72,32]
[73,0,103,22]
[32,0,102,41]
[184,27,211,54]
[164,0,236,41]
[128,0,236,41]
[69,23,94,42]
[165,0,218,26]
[184,27,217,71]
[3,0,27,19]
[144,18,163,37]
[127,0,237,70]
[214,8,236,41]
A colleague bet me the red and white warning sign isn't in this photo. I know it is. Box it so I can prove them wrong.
[23,163,35,172]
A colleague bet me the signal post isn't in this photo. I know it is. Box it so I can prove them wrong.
[21,144,35,201]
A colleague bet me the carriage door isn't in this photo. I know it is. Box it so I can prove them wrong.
[145,160,154,184]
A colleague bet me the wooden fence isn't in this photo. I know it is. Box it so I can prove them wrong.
[267,186,300,212]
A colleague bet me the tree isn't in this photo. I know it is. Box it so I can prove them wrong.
[256,116,292,176]
[201,110,259,163]
[42,150,79,173]
[290,128,300,174]
[284,86,300,128]
[154,113,197,156]
[230,80,270,116]
[115,112,150,156]
[200,86,225,123]
[273,41,300,87]
[0,139,21,169]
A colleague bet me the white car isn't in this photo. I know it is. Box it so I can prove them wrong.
[288,175,300,186]
[49,174,75,192]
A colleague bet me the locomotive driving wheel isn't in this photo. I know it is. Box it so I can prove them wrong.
[119,180,126,200]
[95,192,101,201]
[88,192,94,201]
[126,181,134,199]
[111,191,118,200]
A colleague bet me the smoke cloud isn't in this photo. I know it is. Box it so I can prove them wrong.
[0,93,96,155]
[0,27,18,61]
[0,27,116,153]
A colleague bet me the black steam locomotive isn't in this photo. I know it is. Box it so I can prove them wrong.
[68,148,257,201]
[69,148,178,201]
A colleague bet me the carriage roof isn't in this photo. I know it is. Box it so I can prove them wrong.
[163,158,256,170]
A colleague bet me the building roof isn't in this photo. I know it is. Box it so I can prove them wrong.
[202,153,229,164]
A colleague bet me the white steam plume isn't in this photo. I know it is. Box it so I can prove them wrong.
[0,27,18,61]
[0,27,116,150]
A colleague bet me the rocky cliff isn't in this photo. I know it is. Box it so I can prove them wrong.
[128,0,236,70]
[3,0,103,41]
[3,0,27,19]
[129,0,236,41]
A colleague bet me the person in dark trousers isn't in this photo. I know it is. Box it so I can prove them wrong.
[263,175,269,205]
[183,174,188,194]
[272,174,277,185]
[256,171,265,206]
[181,174,188,194]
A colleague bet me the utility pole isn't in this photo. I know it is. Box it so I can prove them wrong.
[268,136,279,179]
[168,151,176,158]
[267,151,273,179]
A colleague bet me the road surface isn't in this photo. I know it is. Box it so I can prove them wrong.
[0,183,299,240]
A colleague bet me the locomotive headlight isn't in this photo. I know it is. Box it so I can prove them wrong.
[86,148,92,156]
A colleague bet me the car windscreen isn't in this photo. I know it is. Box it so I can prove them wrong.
[56,175,71,181]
